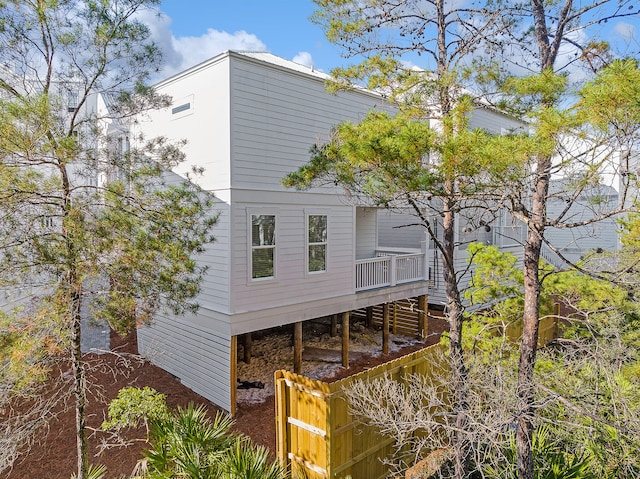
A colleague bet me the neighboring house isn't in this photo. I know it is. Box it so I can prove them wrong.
[0,70,127,351]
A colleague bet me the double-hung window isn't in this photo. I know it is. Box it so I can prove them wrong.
[307,215,327,273]
[67,89,79,112]
[251,214,276,280]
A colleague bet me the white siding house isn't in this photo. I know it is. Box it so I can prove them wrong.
[135,51,431,412]
[134,51,620,412]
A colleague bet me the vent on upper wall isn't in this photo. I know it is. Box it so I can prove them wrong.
[172,102,190,114]
[171,94,194,119]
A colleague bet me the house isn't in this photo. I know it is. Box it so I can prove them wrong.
[134,50,422,412]
[134,51,625,413]
[133,50,555,413]
[0,74,128,343]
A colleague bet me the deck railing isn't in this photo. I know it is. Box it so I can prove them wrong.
[355,251,425,291]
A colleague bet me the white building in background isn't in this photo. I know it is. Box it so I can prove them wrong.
[134,51,619,413]
[0,73,129,331]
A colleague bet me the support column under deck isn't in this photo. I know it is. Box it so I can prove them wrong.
[342,311,350,368]
[294,321,303,374]
[382,303,390,355]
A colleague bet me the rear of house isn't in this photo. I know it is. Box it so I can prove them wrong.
[133,51,619,412]
[135,51,431,412]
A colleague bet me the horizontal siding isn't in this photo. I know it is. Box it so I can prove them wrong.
[138,311,232,411]
[355,208,377,259]
[156,173,232,313]
[136,57,232,192]
[378,209,426,249]
[0,286,45,310]
[468,107,526,135]
[194,198,231,312]
[229,195,355,316]
[230,58,386,191]
[546,196,618,263]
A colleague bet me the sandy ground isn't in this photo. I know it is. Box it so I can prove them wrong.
[236,319,425,405]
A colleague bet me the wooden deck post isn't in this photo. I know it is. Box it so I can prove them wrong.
[392,302,397,334]
[330,314,338,337]
[230,335,237,416]
[382,303,390,355]
[365,306,373,327]
[294,321,303,374]
[243,332,252,364]
[342,311,350,368]
[418,294,428,340]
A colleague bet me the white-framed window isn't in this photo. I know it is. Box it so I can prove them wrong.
[250,214,276,280]
[307,214,327,274]
[67,89,79,112]
[495,211,523,247]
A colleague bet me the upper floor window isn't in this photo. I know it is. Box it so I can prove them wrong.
[67,89,79,112]
[307,215,327,273]
[251,214,276,280]
[172,102,190,115]
[171,94,194,120]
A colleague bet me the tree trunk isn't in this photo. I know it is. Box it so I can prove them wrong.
[62,159,88,479]
[71,284,88,479]
[516,155,550,479]
[442,195,468,479]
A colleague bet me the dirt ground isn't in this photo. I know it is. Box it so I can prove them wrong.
[4,315,448,479]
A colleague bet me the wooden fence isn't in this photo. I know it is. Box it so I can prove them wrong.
[275,312,560,479]
[353,298,428,338]
[275,344,446,479]
[506,310,560,347]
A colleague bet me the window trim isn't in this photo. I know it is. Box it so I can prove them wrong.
[305,212,328,276]
[248,210,277,283]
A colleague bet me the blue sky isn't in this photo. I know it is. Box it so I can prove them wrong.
[150,0,344,77]
[149,1,638,80]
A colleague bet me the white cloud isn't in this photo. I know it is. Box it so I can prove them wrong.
[292,51,314,69]
[169,29,266,74]
[140,10,267,79]
[614,22,636,41]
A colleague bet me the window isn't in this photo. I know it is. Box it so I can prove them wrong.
[251,215,276,279]
[171,94,194,119]
[171,102,190,115]
[495,211,523,247]
[307,215,327,273]
[67,89,79,112]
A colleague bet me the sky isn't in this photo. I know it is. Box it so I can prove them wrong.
[148,1,344,79]
[148,1,639,81]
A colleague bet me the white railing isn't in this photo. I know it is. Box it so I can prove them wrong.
[355,252,425,292]
[540,244,566,270]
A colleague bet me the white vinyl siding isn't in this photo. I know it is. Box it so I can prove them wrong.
[230,191,355,316]
[468,107,526,135]
[229,56,385,192]
[135,56,232,192]
[132,52,434,411]
[545,195,619,264]
[137,311,233,411]
[377,209,425,249]
[356,208,377,259]
[307,214,327,273]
